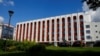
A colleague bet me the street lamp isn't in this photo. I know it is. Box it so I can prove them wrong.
[8,10,14,27]
[8,10,14,39]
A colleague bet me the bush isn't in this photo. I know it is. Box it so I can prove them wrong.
[6,46,17,51]
[72,41,84,47]
[0,39,16,51]
[94,41,100,47]
[15,41,35,51]
[26,44,46,53]
[0,39,36,51]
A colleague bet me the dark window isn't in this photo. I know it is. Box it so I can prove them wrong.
[86,25,90,28]
[86,36,91,39]
[95,25,97,27]
[68,17,71,22]
[96,36,98,38]
[86,30,90,34]
[96,31,98,33]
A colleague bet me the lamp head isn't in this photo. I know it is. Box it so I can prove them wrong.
[8,10,14,17]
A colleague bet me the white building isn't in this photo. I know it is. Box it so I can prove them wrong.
[84,22,100,41]
[15,12,100,46]
[0,23,14,39]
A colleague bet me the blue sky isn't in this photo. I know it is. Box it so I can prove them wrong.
[0,0,83,27]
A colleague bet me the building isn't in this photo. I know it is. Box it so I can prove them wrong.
[15,12,100,46]
[0,24,14,39]
[13,28,16,40]
[84,22,100,45]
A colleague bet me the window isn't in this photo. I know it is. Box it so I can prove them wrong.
[86,36,91,39]
[95,25,97,27]
[86,25,90,28]
[96,36,98,39]
[86,30,90,34]
[96,31,98,33]
[79,15,83,22]
[81,36,84,38]
[80,19,83,22]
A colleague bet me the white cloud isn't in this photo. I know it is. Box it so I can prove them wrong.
[82,2,89,12]
[0,16,4,24]
[8,0,14,6]
[0,0,3,3]
[82,1,100,22]
[0,0,14,6]
[92,7,100,22]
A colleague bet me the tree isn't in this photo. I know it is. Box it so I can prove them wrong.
[82,0,100,10]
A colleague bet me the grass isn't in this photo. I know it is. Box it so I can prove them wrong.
[0,46,100,56]
[46,46,100,52]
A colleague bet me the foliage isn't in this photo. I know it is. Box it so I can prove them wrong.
[15,41,35,51]
[94,41,100,47]
[0,39,36,51]
[26,43,46,53]
[0,47,100,56]
[72,41,85,47]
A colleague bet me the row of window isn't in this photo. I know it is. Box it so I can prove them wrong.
[86,36,100,39]
[86,24,98,28]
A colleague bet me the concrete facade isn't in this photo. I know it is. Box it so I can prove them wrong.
[15,12,100,46]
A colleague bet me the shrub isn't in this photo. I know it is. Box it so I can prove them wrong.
[6,46,17,51]
[15,41,35,51]
[73,41,84,47]
[94,41,100,47]
[26,44,46,53]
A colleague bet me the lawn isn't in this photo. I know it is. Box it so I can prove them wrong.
[0,46,100,56]
[46,46,100,52]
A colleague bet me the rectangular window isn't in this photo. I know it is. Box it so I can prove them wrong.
[95,25,97,27]
[86,25,90,28]
[86,30,90,34]
[86,35,91,39]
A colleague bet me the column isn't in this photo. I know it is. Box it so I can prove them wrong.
[34,22,36,42]
[36,22,38,42]
[16,25,19,41]
[71,15,74,44]
[77,14,81,40]
[21,24,23,42]
[31,22,34,42]
[59,17,62,42]
[54,19,57,42]
[44,20,47,42]
[65,17,68,41]
[40,21,43,42]
[54,18,57,46]
[24,23,27,41]
[49,19,52,43]
[27,23,30,41]
[22,24,25,42]
[18,24,20,41]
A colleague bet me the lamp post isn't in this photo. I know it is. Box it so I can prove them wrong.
[8,10,14,39]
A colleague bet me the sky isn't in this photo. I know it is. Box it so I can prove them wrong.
[0,0,83,27]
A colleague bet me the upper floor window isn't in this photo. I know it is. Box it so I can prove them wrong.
[86,35,91,39]
[79,15,83,22]
[86,25,90,28]
[96,36,98,39]
[95,25,97,27]
[73,16,77,22]
[86,30,90,34]
[62,18,65,23]
[68,17,71,22]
